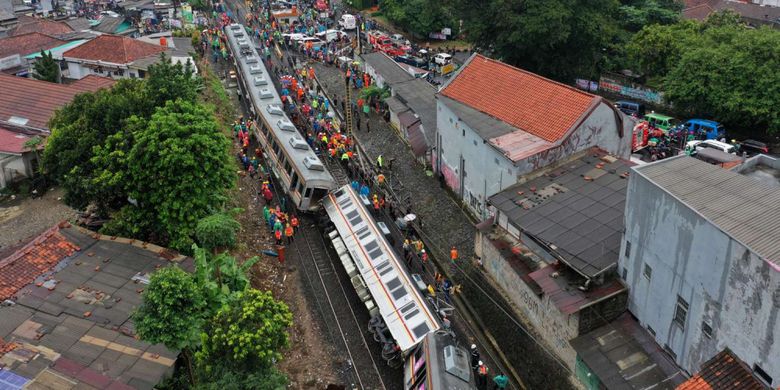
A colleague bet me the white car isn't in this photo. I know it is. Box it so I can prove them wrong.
[282,33,308,42]
[299,37,326,48]
[338,14,356,30]
[433,53,452,65]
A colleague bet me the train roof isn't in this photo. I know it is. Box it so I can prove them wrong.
[424,332,474,389]
[225,24,335,185]
[323,185,440,352]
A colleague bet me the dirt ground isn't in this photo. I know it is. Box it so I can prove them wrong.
[0,188,77,256]
[223,101,341,388]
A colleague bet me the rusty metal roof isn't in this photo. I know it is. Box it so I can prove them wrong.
[676,349,766,390]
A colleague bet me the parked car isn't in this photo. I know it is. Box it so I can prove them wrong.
[739,139,769,155]
[643,113,678,132]
[282,33,308,42]
[615,100,645,117]
[687,139,737,154]
[395,54,428,70]
[433,53,452,65]
[299,36,326,48]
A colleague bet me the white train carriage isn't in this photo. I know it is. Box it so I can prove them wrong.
[225,24,336,211]
[404,332,475,390]
[323,185,440,355]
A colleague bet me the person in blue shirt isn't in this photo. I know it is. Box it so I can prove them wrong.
[359,184,370,198]
[351,180,360,191]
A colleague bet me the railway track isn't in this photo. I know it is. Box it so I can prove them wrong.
[291,219,389,390]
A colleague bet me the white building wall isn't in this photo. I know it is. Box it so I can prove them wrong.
[620,171,780,386]
[436,100,632,218]
[66,61,85,79]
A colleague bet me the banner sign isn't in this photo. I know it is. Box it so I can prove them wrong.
[599,76,662,104]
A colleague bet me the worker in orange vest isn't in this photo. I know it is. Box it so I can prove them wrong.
[377,173,385,185]
[476,361,489,390]
[274,229,282,245]
[373,198,380,213]
[291,215,299,233]
[285,224,294,244]
[450,246,458,262]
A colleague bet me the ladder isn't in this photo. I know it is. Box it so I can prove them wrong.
[344,75,354,138]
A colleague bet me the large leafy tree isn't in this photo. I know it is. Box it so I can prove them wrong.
[196,289,293,372]
[33,50,59,83]
[628,11,780,136]
[380,0,456,39]
[456,0,621,80]
[101,99,234,251]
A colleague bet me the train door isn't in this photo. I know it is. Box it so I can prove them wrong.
[405,345,427,390]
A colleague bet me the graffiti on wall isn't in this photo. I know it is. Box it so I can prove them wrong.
[525,125,598,171]
[599,76,663,104]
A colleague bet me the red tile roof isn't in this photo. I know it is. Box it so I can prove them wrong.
[683,3,716,20]
[10,15,74,37]
[0,74,114,130]
[0,126,34,154]
[677,350,766,390]
[441,54,600,143]
[62,34,166,64]
[0,223,80,301]
[0,32,67,59]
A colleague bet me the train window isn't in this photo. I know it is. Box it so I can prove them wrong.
[404,308,420,320]
[357,226,371,240]
[369,247,382,260]
[364,240,379,254]
[412,323,430,339]
[391,287,407,300]
[386,277,401,291]
[350,214,363,226]
[304,188,312,198]
[297,181,304,193]
[334,188,345,197]
[379,263,394,277]
[346,210,359,221]
[284,160,293,176]
[339,196,352,208]
[272,140,280,155]
[400,302,416,315]
[290,172,299,190]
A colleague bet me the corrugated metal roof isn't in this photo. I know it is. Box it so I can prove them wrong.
[635,156,780,267]
[360,51,414,86]
[489,149,633,277]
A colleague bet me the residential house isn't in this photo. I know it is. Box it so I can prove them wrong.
[0,73,114,132]
[91,15,136,35]
[62,34,167,79]
[436,54,631,217]
[0,73,113,187]
[385,78,437,162]
[0,222,190,389]
[683,0,780,28]
[359,52,435,160]
[620,156,780,387]
[7,15,74,37]
[676,349,766,390]
[0,32,67,75]
[361,51,414,89]
[478,149,631,371]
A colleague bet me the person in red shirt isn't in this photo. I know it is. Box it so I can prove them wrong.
[274,229,282,245]
[291,215,299,233]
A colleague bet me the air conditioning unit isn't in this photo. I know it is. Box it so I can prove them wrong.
[230,24,241,31]
[249,64,262,74]
[254,76,268,86]
[289,135,309,150]
[245,54,258,64]
[258,89,273,99]
[277,119,295,131]
[303,156,325,171]
[266,105,284,116]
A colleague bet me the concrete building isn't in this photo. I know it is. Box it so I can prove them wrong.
[436,54,632,218]
[0,126,38,188]
[0,222,188,388]
[384,78,437,161]
[683,0,780,28]
[620,156,780,387]
[360,51,413,89]
[478,149,632,371]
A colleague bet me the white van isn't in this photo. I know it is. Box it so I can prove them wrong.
[339,14,356,30]
[687,139,737,154]
[315,29,345,43]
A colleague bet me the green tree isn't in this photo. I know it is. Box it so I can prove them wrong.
[192,245,258,309]
[380,0,455,38]
[23,136,44,173]
[101,99,234,252]
[133,266,206,384]
[196,290,292,372]
[618,0,682,32]
[195,212,241,252]
[146,53,200,108]
[359,85,390,102]
[195,366,288,390]
[33,50,59,83]
[626,19,699,78]
[457,0,621,80]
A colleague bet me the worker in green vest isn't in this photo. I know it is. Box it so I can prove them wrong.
[377,154,384,169]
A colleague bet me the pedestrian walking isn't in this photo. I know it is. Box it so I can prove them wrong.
[492,373,508,390]
[291,215,299,233]
[275,229,283,245]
